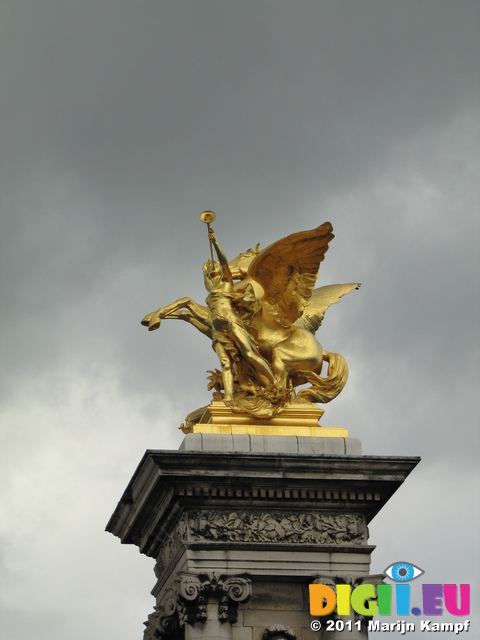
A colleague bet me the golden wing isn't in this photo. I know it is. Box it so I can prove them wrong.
[295,283,360,333]
[247,222,335,327]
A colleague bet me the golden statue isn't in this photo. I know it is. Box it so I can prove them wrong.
[141,214,359,421]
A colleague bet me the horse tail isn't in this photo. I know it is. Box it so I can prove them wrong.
[297,350,349,403]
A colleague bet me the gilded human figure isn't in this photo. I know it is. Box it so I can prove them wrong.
[141,215,359,417]
[203,229,275,401]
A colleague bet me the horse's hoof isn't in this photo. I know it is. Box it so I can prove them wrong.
[141,313,152,326]
[148,317,161,331]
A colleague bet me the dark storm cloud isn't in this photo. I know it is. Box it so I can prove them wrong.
[1,1,479,639]
[3,1,478,204]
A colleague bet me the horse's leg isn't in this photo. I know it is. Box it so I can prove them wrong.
[141,297,197,330]
[166,310,212,338]
[182,299,210,328]
[272,349,289,389]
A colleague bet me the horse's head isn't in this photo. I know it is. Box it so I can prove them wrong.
[228,243,260,279]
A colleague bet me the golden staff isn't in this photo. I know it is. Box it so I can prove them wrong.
[200,210,216,265]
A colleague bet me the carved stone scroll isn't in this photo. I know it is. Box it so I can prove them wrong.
[174,572,251,627]
[143,605,182,639]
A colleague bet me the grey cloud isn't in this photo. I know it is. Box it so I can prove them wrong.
[1,2,479,639]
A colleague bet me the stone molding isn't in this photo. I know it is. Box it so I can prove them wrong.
[176,485,381,504]
[106,450,420,562]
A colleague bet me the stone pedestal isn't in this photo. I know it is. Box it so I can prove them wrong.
[106,431,419,639]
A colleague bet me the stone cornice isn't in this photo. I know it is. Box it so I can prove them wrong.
[106,450,419,558]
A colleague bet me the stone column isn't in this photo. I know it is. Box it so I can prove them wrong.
[106,438,420,639]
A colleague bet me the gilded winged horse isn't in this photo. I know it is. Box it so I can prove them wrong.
[141,222,359,416]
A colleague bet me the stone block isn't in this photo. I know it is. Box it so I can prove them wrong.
[246,581,304,611]
[244,610,310,629]
[248,436,266,452]
[297,437,345,455]
[232,434,253,451]
[345,438,362,454]
[180,434,363,455]
[185,548,346,577]
[263,436,299,453]
[232,627,253,640]
[201,434,235,451]
[179,433,203,451]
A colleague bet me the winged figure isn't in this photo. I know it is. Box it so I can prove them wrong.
[141,222,359,417]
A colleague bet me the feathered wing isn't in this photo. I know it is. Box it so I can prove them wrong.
[295,283,360,333]
[247,222,335,327]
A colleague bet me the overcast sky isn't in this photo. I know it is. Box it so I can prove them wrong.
[1,2,479,639]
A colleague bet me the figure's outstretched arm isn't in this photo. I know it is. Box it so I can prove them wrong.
[209,230,233,282]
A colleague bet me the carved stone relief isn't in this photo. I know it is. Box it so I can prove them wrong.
[155,513,188,576]
[188,510,367,545]
[152,509,367,596]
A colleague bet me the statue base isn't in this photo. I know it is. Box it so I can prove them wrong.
[106,429,420,640]
[190,401,349,438]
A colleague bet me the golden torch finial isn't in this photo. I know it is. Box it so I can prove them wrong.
[200,210,216,264]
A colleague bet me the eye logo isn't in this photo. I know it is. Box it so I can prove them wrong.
[384,561,424,582]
